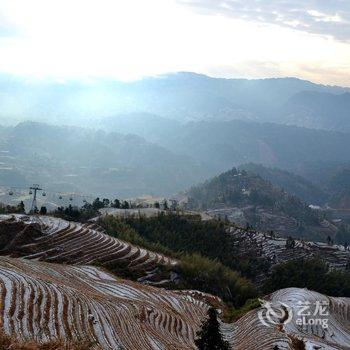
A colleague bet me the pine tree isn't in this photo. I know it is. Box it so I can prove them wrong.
[39,206,47,215]
[112,199,120,208]
[286,236,295,249]
[195,308,230,350]
[163,200,168,210]
[121,201,130,209]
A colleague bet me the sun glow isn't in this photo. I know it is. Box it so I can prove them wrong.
[0,0,349,85]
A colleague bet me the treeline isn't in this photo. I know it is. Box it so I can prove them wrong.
[112,212,270,280]
[263,258,350,297]
[53,204,98,222]
[51,197,171,222]
[52,197,132,222]
[0,201,25,214]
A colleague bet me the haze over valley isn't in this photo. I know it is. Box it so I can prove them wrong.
[1,73,350,200]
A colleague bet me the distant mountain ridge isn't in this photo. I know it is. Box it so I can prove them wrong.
[280,90,350,131]
[106,115,350,174]
[1,72,350,131]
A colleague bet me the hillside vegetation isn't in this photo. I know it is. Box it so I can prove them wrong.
[101,214,257,307]
[104,211,350,284]
[263,258,350,296]
[239,163,328,205]
[186,167,332,238]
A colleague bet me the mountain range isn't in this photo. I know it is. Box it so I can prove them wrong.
[102,113,350,178]
[1,72,350,132]
[1,118,350,208]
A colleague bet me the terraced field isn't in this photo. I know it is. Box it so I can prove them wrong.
[1,214,350,349]
[229,226,350,284]
[236,288,350,350]
[0,256,348,350]
[3,214,348,283]
[0,256,213,349]
[0,214,177,281]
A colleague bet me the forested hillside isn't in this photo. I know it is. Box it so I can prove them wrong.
[186,167,343,241]
[239,163,327,204]
[102,213,350,298]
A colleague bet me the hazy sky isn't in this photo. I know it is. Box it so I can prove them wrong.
[0,0,350,85]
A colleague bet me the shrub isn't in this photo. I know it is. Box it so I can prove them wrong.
[177,253,256,307]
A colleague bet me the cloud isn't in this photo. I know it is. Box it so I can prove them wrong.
[177,0,350,42]
[204,59,350,87]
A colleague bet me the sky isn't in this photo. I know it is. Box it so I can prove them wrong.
[0,0,350,85]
